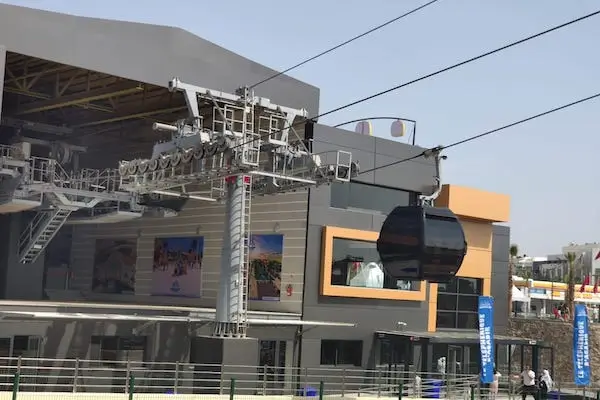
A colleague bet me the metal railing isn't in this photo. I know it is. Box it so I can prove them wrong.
[0,357,482,397]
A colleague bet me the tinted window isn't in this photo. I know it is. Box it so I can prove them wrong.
[331,182,411,214]
[424,216,465,250]
[331,238,418,291]
[320,340,363,366]
[436,277,483,330]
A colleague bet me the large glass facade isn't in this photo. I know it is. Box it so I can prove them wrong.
[331,238,418,291]
[436,277,483,329]
[330,182,413,214]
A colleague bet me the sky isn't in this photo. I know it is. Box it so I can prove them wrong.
[2,0,599,256]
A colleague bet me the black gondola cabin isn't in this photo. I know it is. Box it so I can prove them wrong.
[376,205,467,283]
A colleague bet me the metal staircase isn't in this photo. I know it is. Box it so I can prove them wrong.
[19,206,74,264]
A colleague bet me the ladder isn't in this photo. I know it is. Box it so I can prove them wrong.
[19,207,73,264]
[235,175,252,336]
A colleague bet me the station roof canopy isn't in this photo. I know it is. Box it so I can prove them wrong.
[0,300,355,328]
[0,3,320,116]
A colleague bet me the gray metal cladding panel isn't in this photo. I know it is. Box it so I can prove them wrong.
[310,124,436,192]
[373,154,436,194]
[0,46,5,119]
[0,4,319,115]
[69,191,308,314]
[492,225,510,262]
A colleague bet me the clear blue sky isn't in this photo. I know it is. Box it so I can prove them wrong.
[4,0,599,256]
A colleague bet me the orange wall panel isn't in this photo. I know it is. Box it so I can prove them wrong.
[436,184,510,223]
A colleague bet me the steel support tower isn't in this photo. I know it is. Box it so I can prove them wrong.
[0,78,357,338]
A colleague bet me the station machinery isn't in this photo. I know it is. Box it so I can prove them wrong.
[0,78,466,337]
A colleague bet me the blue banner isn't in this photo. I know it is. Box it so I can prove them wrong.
[478,296,495,384]
[573,304,591,385]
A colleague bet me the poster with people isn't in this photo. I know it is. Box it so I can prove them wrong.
[151,236,204,297]
[249,234,284,301]
[92,238,137,294]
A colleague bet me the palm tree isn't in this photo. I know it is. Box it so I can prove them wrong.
[564,252,577,318]
[508,244,519,315]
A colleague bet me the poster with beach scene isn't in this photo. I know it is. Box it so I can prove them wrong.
[248,234,284,301]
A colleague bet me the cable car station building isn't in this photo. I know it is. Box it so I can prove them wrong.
[0,3,548,386]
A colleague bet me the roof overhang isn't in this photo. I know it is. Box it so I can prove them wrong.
[0,300,355,328]
[375,330,546,346]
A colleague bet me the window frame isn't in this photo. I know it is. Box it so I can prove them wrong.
[330,182,414,215]
[435,277,483,330]
[320,339,363,367]
[321,226,427,301]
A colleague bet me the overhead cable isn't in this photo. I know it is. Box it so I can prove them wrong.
[249,0,443,89]
[355,91,600,177]
[232,9,600,152]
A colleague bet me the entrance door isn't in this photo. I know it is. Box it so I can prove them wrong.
[258,340,286,394]
[447,345,463,376]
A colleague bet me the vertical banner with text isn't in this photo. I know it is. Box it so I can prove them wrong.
[573,304,591,385]
[478,296,495,384]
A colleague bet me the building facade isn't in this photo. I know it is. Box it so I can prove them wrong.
[0,3,518,383]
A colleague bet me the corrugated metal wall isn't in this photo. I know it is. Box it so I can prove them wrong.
[69,191,308,314]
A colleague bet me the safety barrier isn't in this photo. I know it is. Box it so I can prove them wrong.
[0,357,484,399]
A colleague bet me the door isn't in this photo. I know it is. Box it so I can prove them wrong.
[447,345,463,376]
[258,340,286,394]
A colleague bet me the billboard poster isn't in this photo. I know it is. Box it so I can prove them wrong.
[152,237,204,297]
[478,296,495,384]
[573,304,591,385]
[249,234,284,301]
[92,238,137,294]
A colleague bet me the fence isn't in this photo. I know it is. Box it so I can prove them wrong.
[0,357,481,399]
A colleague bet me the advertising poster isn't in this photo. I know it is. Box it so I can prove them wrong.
[478,296,495,384]
[92,238,137,294]
[573,304,591,385]
[249,234,284,301]
[152,236,204,297]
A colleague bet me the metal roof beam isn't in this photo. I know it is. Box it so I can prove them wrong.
[74,106,186,128]
[16,82,144,115]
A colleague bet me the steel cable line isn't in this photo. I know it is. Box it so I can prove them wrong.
[229,9,600,152]
[249,0,443,89]
[355,91,600,177]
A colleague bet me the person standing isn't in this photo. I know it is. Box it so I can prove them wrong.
[490,369,501,400]
[520,366,537,400]
[538,370,553,400]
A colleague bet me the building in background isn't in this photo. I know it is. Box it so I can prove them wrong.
[0,3,538,389]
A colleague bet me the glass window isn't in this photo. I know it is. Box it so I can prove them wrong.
[331,238,419,291]
[436,277,483,329]
[320,340,363,366]
[436,312,457,329]
[424,216,465,251]
[457,313,479,330]
[330,182,412,214]
[437,294,458,311]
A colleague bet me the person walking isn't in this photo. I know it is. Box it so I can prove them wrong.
[520,366,537,400]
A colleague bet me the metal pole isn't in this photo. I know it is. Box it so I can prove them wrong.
[11,373,19,400]
[174,361,179,394]
[125,360,130,394]
[73,358,79,393]
[230,378,236,400]
[319,381,325,400]
[128,375,135,400]
[398,381,403,400]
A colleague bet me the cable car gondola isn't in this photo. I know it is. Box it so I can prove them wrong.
[376,205,467,283]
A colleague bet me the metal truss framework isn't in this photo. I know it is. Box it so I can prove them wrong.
[0,77,358,338]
